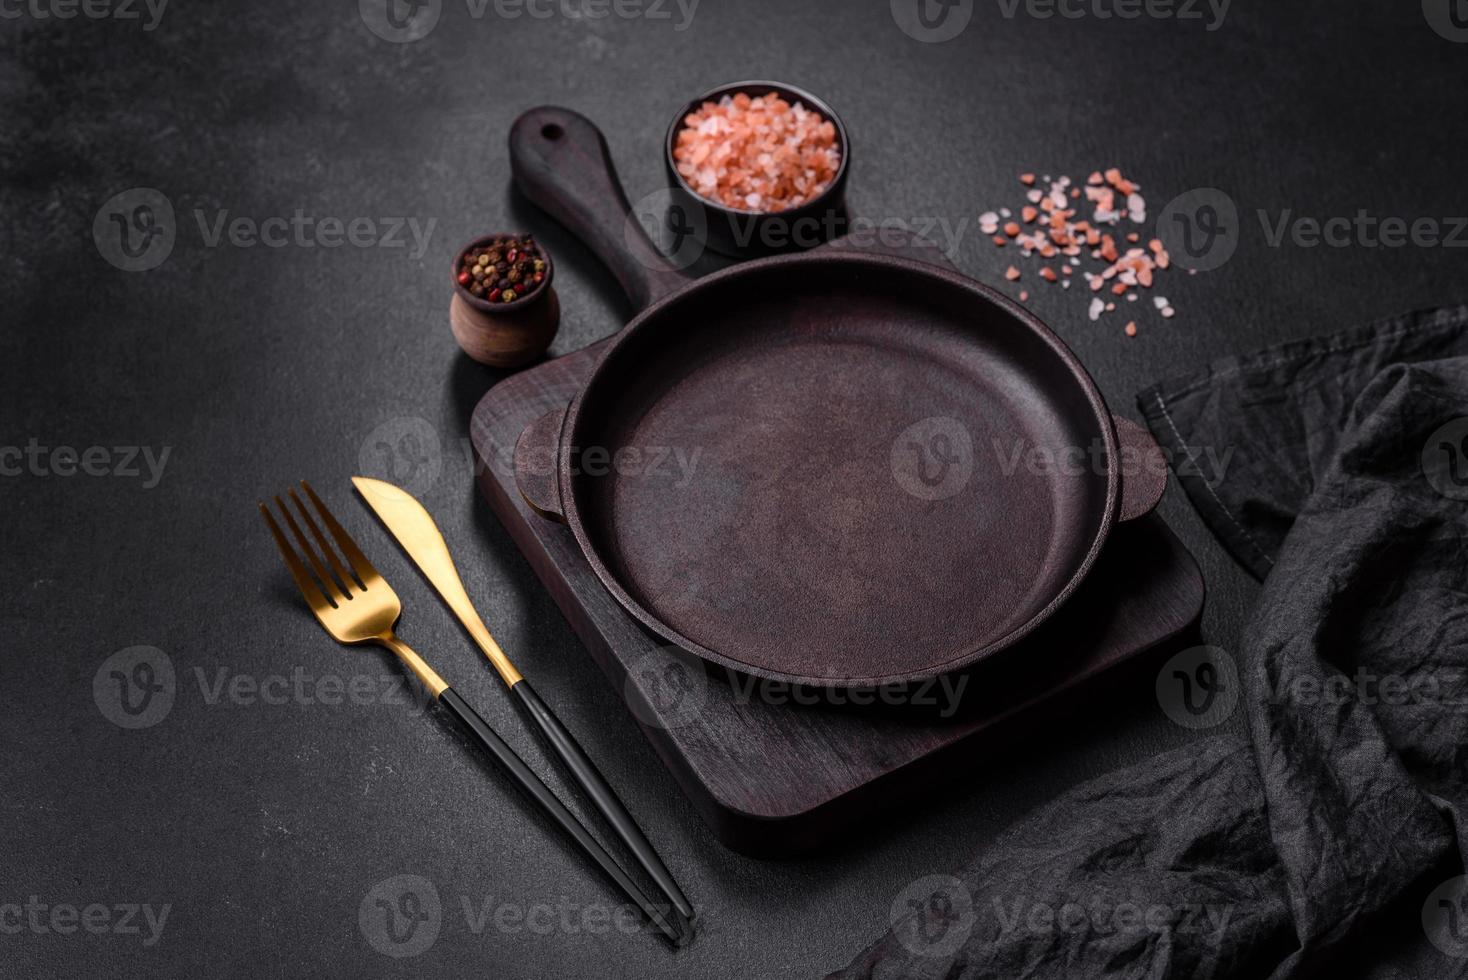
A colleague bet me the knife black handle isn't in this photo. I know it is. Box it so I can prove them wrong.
[511,679,695,928]
[436,687,685,945]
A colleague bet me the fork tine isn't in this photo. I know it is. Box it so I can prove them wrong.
[300,480,380,587]
[288,488,361,595]
[276,494,346,606]
[259,502,333,611]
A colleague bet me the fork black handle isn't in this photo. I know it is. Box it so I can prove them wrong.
[436,688,685,945]
[511,680,695,928]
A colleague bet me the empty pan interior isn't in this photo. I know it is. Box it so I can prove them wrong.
[566,257,1114,683]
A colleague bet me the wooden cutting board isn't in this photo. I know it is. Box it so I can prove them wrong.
[469,234,1204,855]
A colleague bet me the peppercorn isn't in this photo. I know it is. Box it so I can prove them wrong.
[458,234,548,303]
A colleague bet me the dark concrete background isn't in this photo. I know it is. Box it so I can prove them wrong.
[2,0,1464,976]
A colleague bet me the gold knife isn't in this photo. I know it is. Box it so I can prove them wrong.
[351,476,696,932]
[352,477,522,685]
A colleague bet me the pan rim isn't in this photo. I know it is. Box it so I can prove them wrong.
[559,250,1121,688]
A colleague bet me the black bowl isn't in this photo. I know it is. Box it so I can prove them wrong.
[664,80,850,259]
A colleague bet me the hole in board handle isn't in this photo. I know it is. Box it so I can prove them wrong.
[541,123,564,141]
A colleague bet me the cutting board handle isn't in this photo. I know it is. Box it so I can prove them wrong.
[510,106,692,312]
[515,407,567,522]
[1113,415,1167,522]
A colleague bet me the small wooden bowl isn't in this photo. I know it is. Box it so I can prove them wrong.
[449,234,560,368]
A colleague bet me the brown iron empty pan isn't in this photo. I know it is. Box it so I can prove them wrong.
[508,106,1166,688]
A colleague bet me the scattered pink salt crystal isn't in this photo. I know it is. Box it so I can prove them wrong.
[981,168,1186,332]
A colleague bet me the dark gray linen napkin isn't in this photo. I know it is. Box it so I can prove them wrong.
[829,305,1468,980]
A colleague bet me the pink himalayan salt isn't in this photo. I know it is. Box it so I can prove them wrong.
[673,91,840,213]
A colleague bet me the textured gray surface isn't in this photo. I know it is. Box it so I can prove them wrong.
[1,1,1464,977]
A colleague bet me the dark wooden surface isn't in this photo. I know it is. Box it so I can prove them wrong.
[470,235,1205,854]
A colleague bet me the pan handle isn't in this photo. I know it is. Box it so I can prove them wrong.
[515,408,567,522]
[510,106,692,312]
[1113,415,1167,522]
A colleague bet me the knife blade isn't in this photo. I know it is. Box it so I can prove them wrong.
[352,476,523,686]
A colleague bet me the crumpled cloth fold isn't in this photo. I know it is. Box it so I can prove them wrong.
[829,305,1468,980]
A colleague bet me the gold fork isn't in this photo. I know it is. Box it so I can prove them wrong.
[258,481,684,945]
